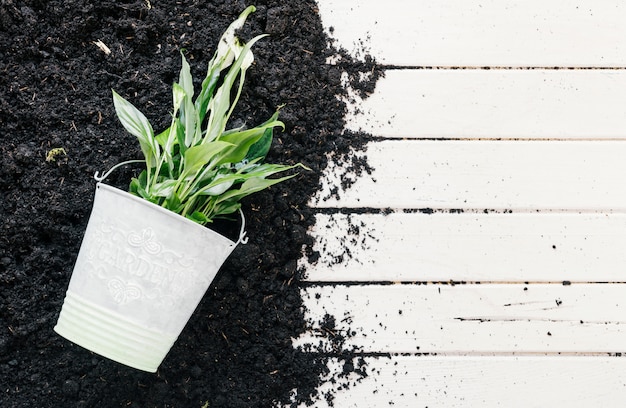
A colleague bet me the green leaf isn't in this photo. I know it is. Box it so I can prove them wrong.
[183,141,234,175]
[195,173,242,196]
[176,53,199,148]
[155,124,176,176]
[187,211,210,224]
[217,120,284,165]
[129,178,141,196]
[164,193,183,214]
[172,82,185,114]
[195,65,222,126]
[112,90,159,167]
[244,162,305,178]
[155,126,171,148]
[246,127,273,162]
[211,200,242,218]
[204,34,269,142]
[129,170,150,199]
[216,128,265,164]
[151,179,177,197]
[214,6,257,70]
[216,175,295,205]
[178,51,194,100]
[173,118,187,155]
[181,95,198,147]
[195,7,259,137]
[246,109,281,161]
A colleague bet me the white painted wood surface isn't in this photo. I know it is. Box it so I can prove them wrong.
[314,140,626,210]
[297,284,626,353]
[344,70,626,139]
[303,212,626,282]
[299,0,626,406]
[305,356,626,408]
[317,0,626,67]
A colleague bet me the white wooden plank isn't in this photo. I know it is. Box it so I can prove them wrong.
[296,284,626,353]
[302,212,626,282]
[344,69,626,139]
[319,0,626,67]
[290,356,626,408]
[310,4,626,406]
[313,140,626,210]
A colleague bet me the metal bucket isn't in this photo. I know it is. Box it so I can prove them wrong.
[54,183,240,372]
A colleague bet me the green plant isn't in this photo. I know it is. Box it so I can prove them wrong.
[109,6,307,225]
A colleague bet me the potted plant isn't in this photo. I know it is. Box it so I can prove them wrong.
[54,6,307,373]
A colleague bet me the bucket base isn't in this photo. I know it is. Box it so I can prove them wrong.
[54,290,176,372]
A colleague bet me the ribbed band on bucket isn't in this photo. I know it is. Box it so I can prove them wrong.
[54,291,176,372]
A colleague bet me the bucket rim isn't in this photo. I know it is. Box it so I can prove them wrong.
[95,182,237,246]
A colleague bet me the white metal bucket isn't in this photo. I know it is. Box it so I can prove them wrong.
[54,183,240,372]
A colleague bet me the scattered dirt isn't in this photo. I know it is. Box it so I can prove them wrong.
[0,1,382,407]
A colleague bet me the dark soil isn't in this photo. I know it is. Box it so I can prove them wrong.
[0,1,380,407]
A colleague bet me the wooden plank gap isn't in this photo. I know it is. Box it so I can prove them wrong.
[381,66,626,70]
[300,281,626,286]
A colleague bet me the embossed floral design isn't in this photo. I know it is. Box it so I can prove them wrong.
[107,277,142,305]
[128,228,162,255]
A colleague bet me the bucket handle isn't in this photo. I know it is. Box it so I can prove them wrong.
[94,163,248,246]
[93,160,144,182]
[236,209,249,245]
